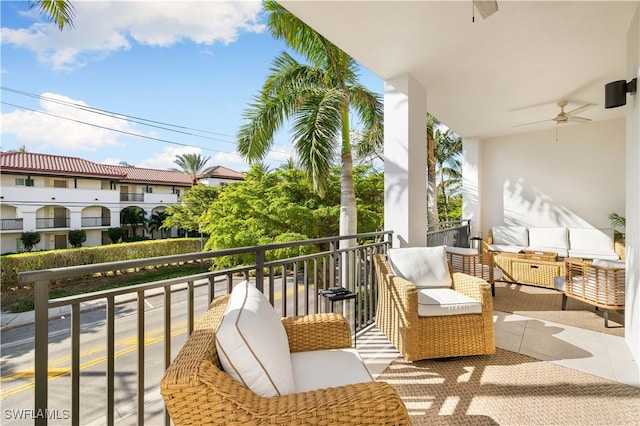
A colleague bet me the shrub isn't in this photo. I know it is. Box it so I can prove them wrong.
[20,232,41,252]
[68,230,87,248]
[107,227,124,244]
[0,238,202,291]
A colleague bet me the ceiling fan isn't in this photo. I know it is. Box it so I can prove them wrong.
[473,0,498,21]
[515,100,595,128]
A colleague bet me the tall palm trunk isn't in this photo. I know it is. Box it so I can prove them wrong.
[427,130,439,225]
[340,104,357,249]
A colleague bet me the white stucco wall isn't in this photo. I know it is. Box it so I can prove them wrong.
[478,118,626,232]
[625,4,640,370]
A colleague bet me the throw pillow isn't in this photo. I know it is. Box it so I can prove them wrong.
[388,246,452,288]
[215,280,295,397]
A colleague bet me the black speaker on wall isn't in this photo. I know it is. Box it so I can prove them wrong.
[605,78,637,109]
[605,80,627,108]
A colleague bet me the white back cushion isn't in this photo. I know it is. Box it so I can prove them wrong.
[569,228,614,251]
[388,246,452,288]
[492,226,528,246]
[528,227,569,249]
[215,281,295,397]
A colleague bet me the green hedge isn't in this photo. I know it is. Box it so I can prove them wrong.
[1,238,203,291]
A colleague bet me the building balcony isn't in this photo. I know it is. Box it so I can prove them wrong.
[35,217,70,229]
[2,224,637,425]
[0,218,23,231]
[80,216,111,227]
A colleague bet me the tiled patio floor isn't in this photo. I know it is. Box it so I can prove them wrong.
[358,310,640,388]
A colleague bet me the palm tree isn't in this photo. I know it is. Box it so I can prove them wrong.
[30,0,75,30]
[237,0,383,246]
[434,128,463,222]
[173,153,210,185]
[120,207,147,239]
[427,113,441,226]
[148,210,170,239]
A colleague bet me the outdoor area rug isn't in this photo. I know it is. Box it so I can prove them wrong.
[378,348,640,425]
[492,281,625,336]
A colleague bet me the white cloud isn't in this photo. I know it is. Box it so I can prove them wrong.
[0,92,146,152]
[136,145,203,169]
[1,1,265,71]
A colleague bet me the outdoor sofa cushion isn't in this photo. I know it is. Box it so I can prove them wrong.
[527,227,569,257]
[488,226,528,253]
[291,348,373,393]
[388,246,452,288]
[417,288,482,316]
[568,228,619,260]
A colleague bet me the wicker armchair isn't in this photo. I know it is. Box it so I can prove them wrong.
[563,258,626,327]
[374,254,495,361]
[160,294,410,425]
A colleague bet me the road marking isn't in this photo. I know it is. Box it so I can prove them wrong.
[0,284,306,399]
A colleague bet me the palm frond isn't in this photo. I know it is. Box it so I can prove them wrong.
[30,0,75,30]
[291,88,344,196]
[237,90,300,163]
[349,85,384,157]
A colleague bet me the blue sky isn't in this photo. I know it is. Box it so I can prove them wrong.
[0,0,383,172]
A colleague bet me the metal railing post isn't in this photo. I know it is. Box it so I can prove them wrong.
[255,249,265,292]
[34,279,49,426]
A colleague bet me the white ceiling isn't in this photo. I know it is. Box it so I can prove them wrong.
[279,1,636,139]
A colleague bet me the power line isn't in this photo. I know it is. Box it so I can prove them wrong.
[1,86,236,141]
[0,86,295,154]
[1,101,292,163]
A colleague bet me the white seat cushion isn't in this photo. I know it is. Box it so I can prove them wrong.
[417,288,482,316]
[291,348,373,393]
[492,226,528,246]
[388,246,452,288]
[216,281,295,397]
[445,246,478,255]
[487,244,526,253]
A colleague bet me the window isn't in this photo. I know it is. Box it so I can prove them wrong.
[53,180,67,188]
[15,178,25,186]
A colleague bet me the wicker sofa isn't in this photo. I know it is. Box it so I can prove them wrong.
[484,226,625,288]
[160,288,409,425]
[485,226,625,260]
[373,250,495,361]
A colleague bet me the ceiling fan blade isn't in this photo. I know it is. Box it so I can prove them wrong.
[514,119,553,128]
[567,116,592,124]
[566,103,595,116]
[474,0,499,19]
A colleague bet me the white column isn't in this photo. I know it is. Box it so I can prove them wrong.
[625,5,640,368]
[383,73,427,248]
[462,138,482,238]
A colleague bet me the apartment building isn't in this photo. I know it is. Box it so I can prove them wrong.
[0,151,244,254]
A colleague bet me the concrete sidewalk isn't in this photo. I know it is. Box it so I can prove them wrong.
[1,300,108,331]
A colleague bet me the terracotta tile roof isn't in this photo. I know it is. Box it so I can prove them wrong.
[110,165,192,186]
[1,151,125,178]
[1,151,243,186]
[199,165,245,180]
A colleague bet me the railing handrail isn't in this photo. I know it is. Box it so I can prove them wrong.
[18,230,392,284]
